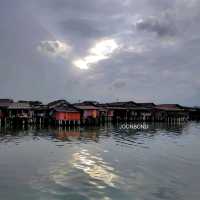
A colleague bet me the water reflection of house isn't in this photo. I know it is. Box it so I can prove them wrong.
[48,100,81,126]
[150,121,187,133]
[154,104,189,122]
[54,128,98,141]
[55,128,80,140]
[81,129,99,141]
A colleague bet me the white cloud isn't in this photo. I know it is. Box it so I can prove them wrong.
[37,40,70,57]
[73,39,119,70]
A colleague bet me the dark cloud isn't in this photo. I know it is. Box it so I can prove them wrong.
[46,0,127,16]
[135,14,177,38]
[148,0,175,10]
[112,80,127,89]
[60,18,103,39]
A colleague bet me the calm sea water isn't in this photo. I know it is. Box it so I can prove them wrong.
[0,122,200,200]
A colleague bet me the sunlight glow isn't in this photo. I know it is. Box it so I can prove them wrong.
[73,39,118,70]
[71,149,119,187]
[49,149,119,188]
[73,59,89,70]
[90,39,118,57]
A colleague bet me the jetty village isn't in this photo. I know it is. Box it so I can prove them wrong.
[0,99,200,127]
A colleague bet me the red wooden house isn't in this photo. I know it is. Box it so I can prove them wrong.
[48,100,81,125]
[52,107,80,121]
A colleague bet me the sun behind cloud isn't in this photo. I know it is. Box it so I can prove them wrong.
[73,39,119,70]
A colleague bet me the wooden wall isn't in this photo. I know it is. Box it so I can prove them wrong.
[53,112,80,121]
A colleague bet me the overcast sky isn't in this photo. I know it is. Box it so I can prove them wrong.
[0,0,199,105]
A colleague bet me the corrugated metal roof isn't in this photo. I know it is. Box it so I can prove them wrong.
[96,104,151,111]
[33,105,48,110]
[137,103,156,108]
[74,105,100,110]
[155,107,184,112]
[8,102,31,109]
[103,106,127,110]
[157,104,182,109]
[106,101,137,107]
[48,100,70,109]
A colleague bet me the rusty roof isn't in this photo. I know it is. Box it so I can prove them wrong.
[155,104,185,111]
[54,106,80,112]
[155,107,184,111]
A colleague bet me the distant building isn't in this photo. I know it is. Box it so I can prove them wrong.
[99,101,154,122]
[0,98,199,127]
[155,104,189,122]
[8,101,33,120]
[181,106,200,121]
